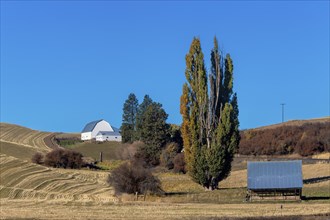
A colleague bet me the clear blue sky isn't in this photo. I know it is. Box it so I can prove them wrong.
[1,1,329,132]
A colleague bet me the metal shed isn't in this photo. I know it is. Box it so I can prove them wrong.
[247,160,303,201]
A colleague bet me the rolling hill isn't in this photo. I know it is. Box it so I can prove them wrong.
[0,121,329,219]
[0,153,116,202]
[239,117,330,156]
[0,123,117,203]
[0,123,52,156]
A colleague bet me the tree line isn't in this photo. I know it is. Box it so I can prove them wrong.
[239,122,330,156]
[119,36,240,191]
[121,94,183,167]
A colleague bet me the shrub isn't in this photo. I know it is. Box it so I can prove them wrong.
[168,124,183,148]
[118,141,142,160]
[160,142,180,170]
[44,149,83,169]
[107,159,161,194]
[173,153,186,173]
[55,137,82,147]
[31,152,44,164]
[135,143,161,167]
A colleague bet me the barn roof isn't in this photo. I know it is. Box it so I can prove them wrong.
[96,131,121,136]
[81,119,103,133]
[247,160,303,190]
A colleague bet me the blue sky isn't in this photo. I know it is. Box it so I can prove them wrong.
[1,1,329,132]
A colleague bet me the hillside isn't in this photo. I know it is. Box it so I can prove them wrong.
[239,118,330,156]
[248,117,329,131]
[0,123,118,204]
[0,122,329,219]
[61,141,124,161]
[0,123,52,155]
[0,153,116,202]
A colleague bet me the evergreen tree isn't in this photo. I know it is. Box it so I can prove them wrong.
[136,102,169,166]
[180,37,240,190]
[136,95,153,140]
[121,93,139,143]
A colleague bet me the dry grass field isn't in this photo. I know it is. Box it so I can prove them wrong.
[0,123,51,154]
[0,154,116,203]
[1,200,329,220]
[0,122,329,219]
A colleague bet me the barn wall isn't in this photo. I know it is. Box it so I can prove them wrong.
[96,134,122,142]
[81,132,92,140]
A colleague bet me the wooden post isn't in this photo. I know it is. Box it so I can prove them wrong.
[99,152,103,162]
[135,192,138,201]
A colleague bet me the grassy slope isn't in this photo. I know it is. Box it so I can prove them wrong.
[0,141,38,161]
[63,141,124,161]
[248,117,329,131]
[0,123,123,161]
[0,123,51,154]
[0,123,117,203]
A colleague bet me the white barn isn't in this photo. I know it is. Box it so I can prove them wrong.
[81,119,121,142]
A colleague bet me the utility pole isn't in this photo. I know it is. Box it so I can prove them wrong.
[280,103,286,123]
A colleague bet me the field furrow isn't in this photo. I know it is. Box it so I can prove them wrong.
[0,154,117,202]
[0,123,52,154]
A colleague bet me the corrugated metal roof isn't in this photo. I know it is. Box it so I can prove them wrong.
[247,160,303,190]
[112,126,120,133]
[81,119,103,133]
[96,131,121,136]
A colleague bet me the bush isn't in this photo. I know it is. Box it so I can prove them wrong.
[135,143,161,167]
[118,141,142,160]
[44,149,84,169]
[160,142,180,170]
[31,152,44,164]
[173,153,186,173]
[107,159,161,195]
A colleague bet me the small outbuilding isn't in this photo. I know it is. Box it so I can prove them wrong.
[247,160,303,201]
[95,131,122,142]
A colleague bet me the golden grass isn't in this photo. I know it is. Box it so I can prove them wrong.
[0,122,329,219]
[312,152,330,160]
[0,123,51,154]
[0,154,117,203]
[0,200,329,220]
[0,152,329,219]
[0,141,40,161]
[250,117,329,131]
[303,164,330,179]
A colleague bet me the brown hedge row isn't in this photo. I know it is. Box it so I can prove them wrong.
[239,122,330,156]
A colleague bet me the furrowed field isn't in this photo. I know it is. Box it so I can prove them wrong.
[0,123,329,220]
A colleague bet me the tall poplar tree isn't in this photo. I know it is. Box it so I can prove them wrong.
[121,93,139,143]
[180,37,240,190]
